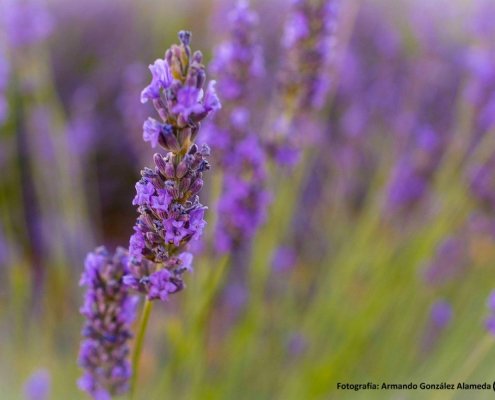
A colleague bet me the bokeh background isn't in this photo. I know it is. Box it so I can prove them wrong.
[2,0,495,398]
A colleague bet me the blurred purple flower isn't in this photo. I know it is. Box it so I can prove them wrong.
[272,246,297,273]
[282,10,310,48]
[1,1,54,47]
[23,369,51,400]
[387,161,428,209]
[287,332,308,356]
[422,236,468,285]
[268,0,340,165]
[421,299,454,354]
[207,2,270,254]
[429,300,454,329]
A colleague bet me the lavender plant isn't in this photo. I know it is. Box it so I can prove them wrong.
[269,0,340,165]
[125,30,219,298]
[205,1,269,254]
[77,31,219,399]
[78,247,138,399]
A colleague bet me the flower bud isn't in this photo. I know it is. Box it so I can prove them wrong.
[176,161,189,179]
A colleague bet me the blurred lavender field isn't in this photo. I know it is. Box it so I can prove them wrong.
[2,0,495,398]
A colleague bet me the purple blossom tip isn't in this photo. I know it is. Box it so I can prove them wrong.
[148,269,177,301]
[204,80,221,113]
[141,59,173,103]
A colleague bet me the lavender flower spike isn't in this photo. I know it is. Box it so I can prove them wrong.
[269,0,340,165]
[78,246,139,399]
[206,1,270,253]
[126,31,219,301]
[280,0,340,112]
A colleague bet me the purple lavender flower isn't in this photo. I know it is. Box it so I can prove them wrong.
[280,0,340,110]
[126,31,217,301]
[429,300,454,329]
[129,227,145,261]
[23,369,51,400]
[139,30,220,138]
[215,171,270,253]
[268,0,340,166]
[172,86,205,121]
[287,332,308,356]
[386,125,443,211]
[282,8,310,48]
[206,1,270,253]
[142,118,172,149]
[1,1,54,47]
[421,300,454,354]
[78,247,139,399]
[148,269,177,301]
[124,252,193,300]
[272,246,298,273]
[140,59,173,103]
[128,145,210,264]
[132,179,155,206]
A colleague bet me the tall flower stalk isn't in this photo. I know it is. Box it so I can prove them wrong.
[125,31,220,397]
[77,31,219,399]
[205,1,269,254]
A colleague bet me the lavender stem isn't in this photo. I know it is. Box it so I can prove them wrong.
[130,297,154,400]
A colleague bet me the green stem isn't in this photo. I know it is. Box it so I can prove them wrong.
[130,298,154,399]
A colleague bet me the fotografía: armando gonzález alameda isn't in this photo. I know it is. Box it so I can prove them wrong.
[336,382,492,391]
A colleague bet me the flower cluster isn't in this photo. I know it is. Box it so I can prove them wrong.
[125,145,209,297]
[206,1,270,253]
[1,1,54,47]
[269,0,340,165]
[279,0,340,111]
[140,30,220,151]
[421,300,454,354]
[78,247,139,399]
[386,125,443,210]
[125,31,219,300]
